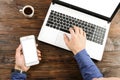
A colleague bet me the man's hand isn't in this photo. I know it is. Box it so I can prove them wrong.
[93,77,120,80]
[14,44,42,72]
[64,26,86,55]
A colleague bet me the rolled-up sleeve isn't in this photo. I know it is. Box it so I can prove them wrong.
[74,49,103,80]
[11,72,27,80]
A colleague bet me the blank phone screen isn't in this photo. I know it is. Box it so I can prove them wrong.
[21,37,38,64]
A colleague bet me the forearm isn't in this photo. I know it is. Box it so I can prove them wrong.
[93,77,120,80]
[74,49,103,80]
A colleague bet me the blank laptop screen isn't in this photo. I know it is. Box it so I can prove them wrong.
[60,0,119,18]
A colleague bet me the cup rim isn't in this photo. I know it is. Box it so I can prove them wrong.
[22,5,34,16]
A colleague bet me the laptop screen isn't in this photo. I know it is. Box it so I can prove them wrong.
[59,0,119,18]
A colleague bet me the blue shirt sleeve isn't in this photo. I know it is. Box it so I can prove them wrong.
[11,72,27,80]
[74,49,103,80]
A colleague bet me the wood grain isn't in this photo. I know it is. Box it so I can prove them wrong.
[0,0,120,80]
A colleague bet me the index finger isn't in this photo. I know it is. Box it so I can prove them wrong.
[79,28,84,35]
[74,26,79,34]
[69,27,75,36]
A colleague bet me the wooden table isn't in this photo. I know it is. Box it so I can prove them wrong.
[0,0,120,80]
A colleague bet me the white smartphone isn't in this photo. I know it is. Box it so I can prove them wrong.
[20,35,39,67]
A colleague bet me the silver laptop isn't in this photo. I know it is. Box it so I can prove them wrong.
[38,0,120,61]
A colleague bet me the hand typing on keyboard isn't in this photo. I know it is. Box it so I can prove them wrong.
[64,26,86,55]
[47,10,106,45]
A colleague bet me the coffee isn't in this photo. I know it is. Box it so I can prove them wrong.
[24,7,33,15]
[19,5,34,18]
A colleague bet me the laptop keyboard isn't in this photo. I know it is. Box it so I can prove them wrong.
[46,10,106,45]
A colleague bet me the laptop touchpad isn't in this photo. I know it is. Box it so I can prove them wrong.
[55,32,70,50]
[38,27,59,44]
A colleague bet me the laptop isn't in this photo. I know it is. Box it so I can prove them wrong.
[38,0,120,61]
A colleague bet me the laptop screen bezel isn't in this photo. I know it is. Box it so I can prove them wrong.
[53,0,120,23]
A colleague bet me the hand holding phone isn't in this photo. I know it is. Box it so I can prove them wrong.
[20,35,39,67]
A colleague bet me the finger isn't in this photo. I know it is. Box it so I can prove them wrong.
[38,53,41,57]
[83,31,86,37]
[38,57,42,61]
[37,49,41,54]
[69,27,75,36]
[79,28,84,35]
[36,44,38,47]
[37,50,41,57]
[38,55,42,61]
[64,34,69,46]
[74,26,79,34]
[37,50,42,61]
[16,44,22,52]
[16,44,22,56]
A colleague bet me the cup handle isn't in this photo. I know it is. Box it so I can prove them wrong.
[19,9,23,13]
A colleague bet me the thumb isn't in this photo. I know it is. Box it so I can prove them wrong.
[64,34,69,46]
[16,44,22,56]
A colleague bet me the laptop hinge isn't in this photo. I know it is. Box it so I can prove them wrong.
[52,0,111,23]
[53,0,57,4]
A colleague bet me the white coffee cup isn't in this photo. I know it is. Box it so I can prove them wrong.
[19,5,34,18]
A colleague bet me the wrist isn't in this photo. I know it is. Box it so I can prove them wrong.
[11,68,27,74]
[72,48,85,55]
[14,65,28,72]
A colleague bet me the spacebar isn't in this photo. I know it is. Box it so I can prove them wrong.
[60,28,70,33]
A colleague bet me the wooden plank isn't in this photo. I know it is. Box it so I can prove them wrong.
[97,51,120,77]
